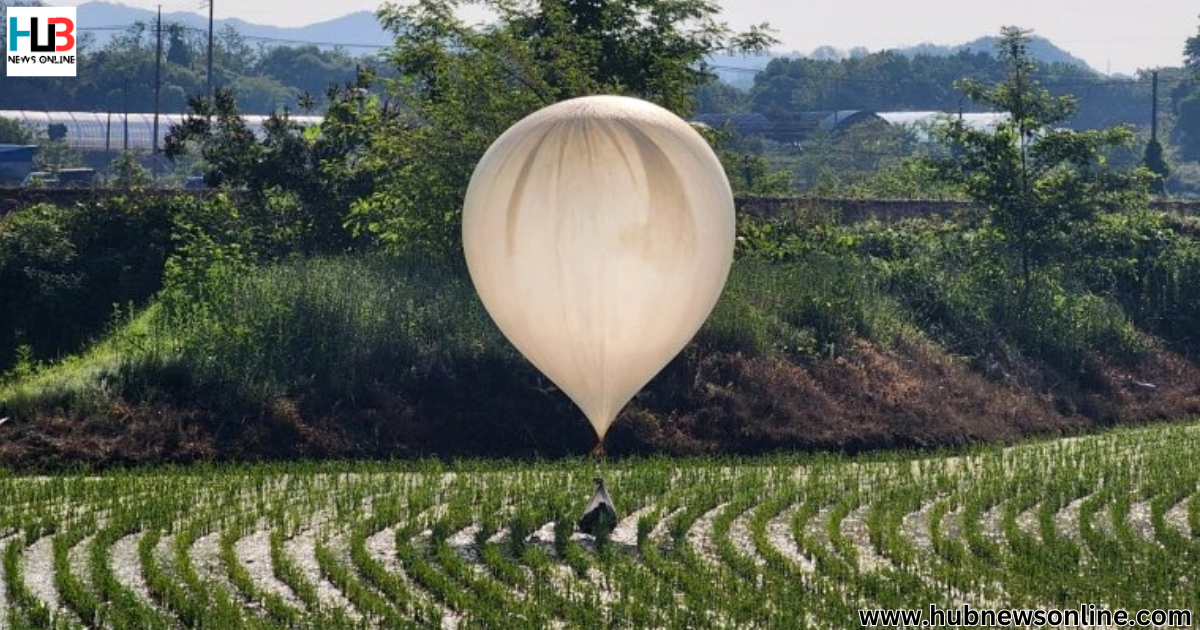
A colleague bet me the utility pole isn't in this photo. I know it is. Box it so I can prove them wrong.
[206,0,214,97]
[105,112,111,156]
[123,79,130,152]
[153,5,163,167]
[1151,70,1159,142]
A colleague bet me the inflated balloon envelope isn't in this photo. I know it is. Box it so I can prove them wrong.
[463,95,735,445]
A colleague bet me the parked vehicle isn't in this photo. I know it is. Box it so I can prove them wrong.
[21,171,58,187]
[20,168,97,188]
[56,168,98,187]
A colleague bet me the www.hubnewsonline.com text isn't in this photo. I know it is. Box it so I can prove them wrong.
[859,603,1191,627]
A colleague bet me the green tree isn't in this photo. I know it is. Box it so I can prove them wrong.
[165,78,378,253]
[791,120,922,193]
[108,151,151,189]
[1175,19,1200,161]
[0,118,33,144]
[0,16,314,115]
[694,78,749,114]
[1186,16,1200,68]
[698,124,793,194]
[34,138,81,172]
[256,45,357,103]
[1142,137,1170,194]
[721,151,793,195]
[932,28,1150,299]
[166,23,193,67]
[1178,95,1200,160]
[345,0,775,253]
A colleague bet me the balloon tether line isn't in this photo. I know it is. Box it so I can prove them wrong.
[590,435,606,488]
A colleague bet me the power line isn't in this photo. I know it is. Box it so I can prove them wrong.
[78,23,388,50]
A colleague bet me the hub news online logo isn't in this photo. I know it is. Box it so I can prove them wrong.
[6,6,76,77]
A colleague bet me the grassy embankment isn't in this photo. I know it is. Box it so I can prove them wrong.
[1,197,1199,466]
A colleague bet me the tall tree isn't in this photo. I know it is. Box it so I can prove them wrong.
[165,76,381,253]
[345,0,775,252]
[1175,18,1200,161]
[932,28,1150,300]
[1142,137,1170,194]
[0,118,33,144]
[166,23,193,67]
[1186,16,1200,69]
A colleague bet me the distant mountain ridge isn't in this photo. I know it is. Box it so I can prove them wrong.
[713,35,1096,90]
[74,1,392,52]
[71,4,1094,78]
[902,35,1094,70]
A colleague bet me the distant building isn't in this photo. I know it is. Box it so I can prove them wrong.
[0,110,323,154]
[692,109,1008,144]
[692,113,777,137]
[819,110,881,130]
[0,144,38,184]
[694,110,881,144]
[876,111,1009,141]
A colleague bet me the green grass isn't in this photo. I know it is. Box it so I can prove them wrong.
[0,308,161,418]
[0,421,1196,628]
[6,206,1198,424]
[1,251,907,417]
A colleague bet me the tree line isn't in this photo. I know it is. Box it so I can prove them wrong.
[0,0,363,114]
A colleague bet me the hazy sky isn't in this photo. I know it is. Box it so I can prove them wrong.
[65,0,1198,75]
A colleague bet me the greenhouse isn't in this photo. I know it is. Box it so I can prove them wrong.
[877,111,1010,139]
[0,110,323,153]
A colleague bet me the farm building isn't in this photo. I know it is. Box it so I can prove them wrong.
[692,109,1009,143]
[0,144,38,184]
[693,110,876,143]
[0,110,324,154]
[877,111,1010,140]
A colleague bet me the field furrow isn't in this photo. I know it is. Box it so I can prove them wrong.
[235,528,306,612]
[286,527,360,620]
[109,532,157,614]
[21,534,72,625]
[0,421,1194,627]
[763,504,815,572]
[0,534,12,630]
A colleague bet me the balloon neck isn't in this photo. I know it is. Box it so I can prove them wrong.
[589,440,606,457]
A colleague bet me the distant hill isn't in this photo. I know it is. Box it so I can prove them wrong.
[75,1,392,53]
[712,34,1095,90]
[901,35,1094,71]
[72,4,1095,81]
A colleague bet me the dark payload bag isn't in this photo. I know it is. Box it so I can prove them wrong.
[577,477,618,535]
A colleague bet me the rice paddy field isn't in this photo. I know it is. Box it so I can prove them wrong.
[1,420,1198,629]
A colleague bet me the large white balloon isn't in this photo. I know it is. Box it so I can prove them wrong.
[462,95,735,440]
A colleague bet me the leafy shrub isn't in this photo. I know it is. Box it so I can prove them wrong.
[151,254,504,404]
[0,199,173,370]
[699,253,906,360]
[741,213,1150,377]
[1073,211,1200,355]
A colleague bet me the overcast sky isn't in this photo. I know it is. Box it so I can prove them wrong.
[65,0,1198,75]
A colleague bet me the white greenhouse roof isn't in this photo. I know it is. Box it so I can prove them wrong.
[0,110,323,153]
[878,111,1009,131]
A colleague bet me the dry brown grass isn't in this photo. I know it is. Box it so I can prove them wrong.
[2,339,1198,469]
